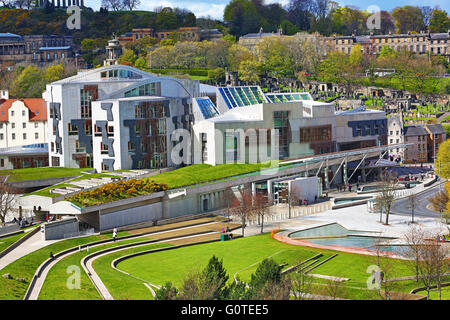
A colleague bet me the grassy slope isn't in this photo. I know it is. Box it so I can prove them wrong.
[0,167,92,182]
[0,235,104,300]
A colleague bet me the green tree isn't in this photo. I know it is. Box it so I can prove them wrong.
[208,67,226,83]
[118,49,137,66]
[227,43,253,71]
[429,9,450,33]
[238,58,262,84]
[155,282,178,300]
[392,6,424,34]
[45,64,64,82]
[10,65,45,98]
[435,139,450,179]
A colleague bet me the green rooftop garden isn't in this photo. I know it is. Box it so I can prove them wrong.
[66,162,274,208]
[0,167,94,182]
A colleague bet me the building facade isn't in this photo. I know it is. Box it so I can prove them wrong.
[43,64,199,171]
[0,99,48,169]
[0,33,76,70]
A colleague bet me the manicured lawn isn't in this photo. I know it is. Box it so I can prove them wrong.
[38,238,168,300]
[416,285,450,300]
[0,232,26,253]
[0,167,92,182]
[149,163,272,190]
[117,233,333,288]
[0,235,104,300]
[92,243,172,300]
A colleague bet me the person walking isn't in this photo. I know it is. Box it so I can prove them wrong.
[112,227,117,242]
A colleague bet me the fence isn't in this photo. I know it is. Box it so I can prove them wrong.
[242,202,333,227]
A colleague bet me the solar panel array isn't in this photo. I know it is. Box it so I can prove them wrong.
[265,93,312,103]
[195,97,220,119]
[218,86,266,109]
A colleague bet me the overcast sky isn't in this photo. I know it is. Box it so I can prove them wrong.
[84,0,450,21]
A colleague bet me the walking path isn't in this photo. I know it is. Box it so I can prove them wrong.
[0,230,62,271]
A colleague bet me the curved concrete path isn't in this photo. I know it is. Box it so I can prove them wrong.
[25,221,222,300]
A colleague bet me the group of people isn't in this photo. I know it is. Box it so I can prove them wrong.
[338,184,353,192]
[221,226,233,240]
[437,235,447,242]
[12,216,33,228]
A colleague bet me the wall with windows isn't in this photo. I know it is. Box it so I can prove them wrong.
[0,100,47,149]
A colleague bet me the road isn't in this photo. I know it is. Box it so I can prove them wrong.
[391,182,444,218]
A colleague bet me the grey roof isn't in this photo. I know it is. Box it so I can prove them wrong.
[430,33,450,40]
[39,46,71,50]
[0,33,21,38]
[240,32,280,39]
[425,124,446,134]
[404,125,427,136]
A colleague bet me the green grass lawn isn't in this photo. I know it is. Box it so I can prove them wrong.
[0,235,105,300]
[415,285,450,300]
[92,242,172,300]
[149,163,272,190]
[0,232,26,253]
[38,237,169,300]
[0,167,93,182]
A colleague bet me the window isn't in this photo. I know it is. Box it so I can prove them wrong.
[0,124,2,129]
[68,123,78,135]
[22,122,26,129]
[51,142,54,152]
[22,110,25,116]
[34,122,38,128]
[0,133,3,140]
[11,133,15,140]
[0,159,3,167]
[80,88,93,118]
[23,133,26,140]
[107,125,114,134]
[35,133,38,139]
[100,142,109,154]
[10,110,14,116]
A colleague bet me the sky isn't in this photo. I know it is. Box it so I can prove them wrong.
[84,0,450,21]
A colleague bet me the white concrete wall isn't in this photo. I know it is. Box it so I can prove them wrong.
[0,101,47,148]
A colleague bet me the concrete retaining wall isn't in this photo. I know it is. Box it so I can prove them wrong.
[42,218,79,240]
[99,201,162,231]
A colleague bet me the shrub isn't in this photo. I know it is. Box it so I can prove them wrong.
[68,179,168,208]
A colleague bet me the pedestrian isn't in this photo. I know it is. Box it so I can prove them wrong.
[229,233,233,240]
[226,226,230,233]
[349,185,352,192]
[112,227,117,242]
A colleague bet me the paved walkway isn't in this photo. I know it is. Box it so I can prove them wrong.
[238,178,446,239]
[0,230,62,271]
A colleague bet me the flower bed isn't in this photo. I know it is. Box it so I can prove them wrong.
[68,179,168,208]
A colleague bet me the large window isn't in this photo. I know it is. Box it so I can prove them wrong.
[300,125,332,142]
[80,89,92,118]
[124,83,157,97]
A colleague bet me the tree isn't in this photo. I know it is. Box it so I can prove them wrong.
[202,255,230,300]
[101,0,124,11]
[208,68,226,84]
[429,9,450,33]
[10,65,45,98]
[0,183,16,224]
[238,58,262,84]
[224,0,261,37]
[417,234,448,300]
[373,173,397,225]
[392,6,424,34]
[249,258,291,300]
[428,190,448,219]
[253,192,271,234]
[118,49,137,66]
[435,139,450,179]
[227,43,253,71]
[121,0,140,11]
[405,192,419,223]
[255,38,293,80]
[402,225,427,282]
[229,188,257,237]
[45,64,64,83]
[155,282,178,300]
